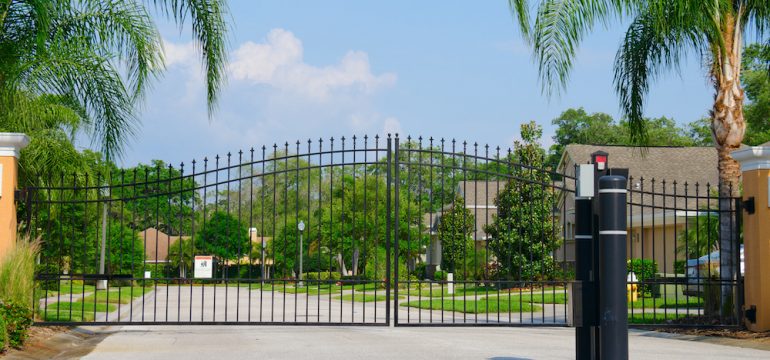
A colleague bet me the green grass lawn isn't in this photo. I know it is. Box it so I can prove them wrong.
[490,292,567,304]
[627,311,689,324]
[40,301,118,322]
[334,294,389,302]
[36,280,96,299]
[81,286,151,304]
[401,297,541,313]
[412,285,499,298]
[630,296,703,309]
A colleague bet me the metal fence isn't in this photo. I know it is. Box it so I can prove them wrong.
[625,177,743,327]
[25,134,577,326]
[23,134,743,328]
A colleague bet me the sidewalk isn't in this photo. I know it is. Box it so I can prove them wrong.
[68,325,768,360]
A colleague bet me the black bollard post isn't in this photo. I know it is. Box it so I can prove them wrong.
[598,175,628,359]
[575,196,594,360]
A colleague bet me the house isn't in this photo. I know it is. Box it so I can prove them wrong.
[555,144,719,273]
[423,181,504,275]
[138,227,188,264]
[138,227,273,278]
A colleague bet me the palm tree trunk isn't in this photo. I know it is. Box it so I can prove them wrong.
[711,19,745,319]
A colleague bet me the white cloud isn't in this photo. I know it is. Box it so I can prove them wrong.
[228,29,396,100]
[163,40,196,67]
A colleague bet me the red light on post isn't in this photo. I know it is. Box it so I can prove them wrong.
[591,151,609,171]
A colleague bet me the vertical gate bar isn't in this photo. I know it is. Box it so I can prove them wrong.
[317,139,323,324]
[428,137,435,325]
[363,135,368,324]
[306,139,312,324]
[385,135,392,326]
[82,173,89,323]
[189,160,197,323]
[350,136,356,323]
[282,143,289,323]
[416,137,423,324]
[440,139,447,325]
[248,149,255,323]
[405,137,411,325]
[327,138,334,323]
[340,137,346,323]
[165,165,172,322]
[201,157,208,322]
[394,135,401,326]
[373,135,380,324]
[213,155,220,322]
[295,141,300,324]
[237,150,243,322]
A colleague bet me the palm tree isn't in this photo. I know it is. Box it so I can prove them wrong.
[0,0,228,161]
[168,238,194,279]
[508,0,766,317]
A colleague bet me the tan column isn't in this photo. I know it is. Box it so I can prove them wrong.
[733,146,770,331]
[0,133,30,260]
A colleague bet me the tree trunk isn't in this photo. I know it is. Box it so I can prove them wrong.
[710,17,745,320]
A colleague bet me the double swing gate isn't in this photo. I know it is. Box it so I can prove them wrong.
[24,134,743,328]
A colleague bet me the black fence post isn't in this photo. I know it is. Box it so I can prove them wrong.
[575,196,594,360]
[598,175,628,360]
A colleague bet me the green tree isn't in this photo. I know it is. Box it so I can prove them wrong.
[547,108,698,168]
[484,121,561,281]
[167,238,194,278]
[195,211,249,263]
[437,196,475,274]
[547,108,621,167]
[677,214,719,259]
[1,0,228,160]
[113,160,200,236]
[742,43,770,145]
[509,0,770,307]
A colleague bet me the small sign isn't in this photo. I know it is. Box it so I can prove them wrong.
[194,255,214,279]
[144,271,151,279]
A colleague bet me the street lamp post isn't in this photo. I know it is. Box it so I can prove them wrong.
[298,220,305,287]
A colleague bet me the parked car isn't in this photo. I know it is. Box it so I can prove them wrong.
[682,245,744,297]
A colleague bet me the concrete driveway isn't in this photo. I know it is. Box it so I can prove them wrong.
[71,325,768,360]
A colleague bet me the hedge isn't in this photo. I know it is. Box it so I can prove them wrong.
[627,259,658,294]
[304,272,341,281]
[0,302,33,349]
[0,310,7,352]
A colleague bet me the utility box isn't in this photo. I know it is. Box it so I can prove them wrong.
[577,164,594,198]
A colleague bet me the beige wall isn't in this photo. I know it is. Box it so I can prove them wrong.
[556,223,685,274]
[0,155,19,259]
[628,224,684,274]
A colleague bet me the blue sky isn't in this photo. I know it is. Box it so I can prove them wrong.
[115,0,714,167]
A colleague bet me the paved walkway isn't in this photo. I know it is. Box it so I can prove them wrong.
[74,325,767,360]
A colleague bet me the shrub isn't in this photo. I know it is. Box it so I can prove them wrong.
[434,270,447,281]
[304,272,341,281]
[0,302,33,349]
[0,237,40,308]
[674,260,686,274]
[627,259,658,293]
[0,311,7,352]
[411,263,426,280]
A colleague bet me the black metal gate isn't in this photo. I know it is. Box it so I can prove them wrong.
[25,135,745,328]
[26,134,576,326]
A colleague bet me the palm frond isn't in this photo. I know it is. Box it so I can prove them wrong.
[527,0,625,95]
[150,0,229,116]
[613,7,707,145]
